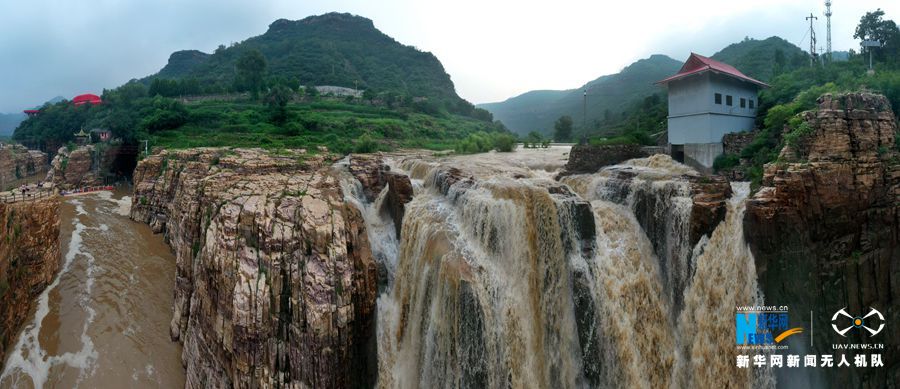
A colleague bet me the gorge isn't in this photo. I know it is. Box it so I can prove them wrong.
[0,91,896,388]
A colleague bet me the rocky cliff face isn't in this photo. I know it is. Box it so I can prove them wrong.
[556,144,648,178]
[45,145,102,189]
[0,144,48,187]
[0,196,61,364]
[130,148,378,388]
[745,92,900,387]
[348,154,413,238]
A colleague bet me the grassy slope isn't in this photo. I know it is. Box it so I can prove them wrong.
[148,98,500,152]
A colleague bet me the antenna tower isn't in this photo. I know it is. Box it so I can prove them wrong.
[825,1,833,60]
[807,13,819,66]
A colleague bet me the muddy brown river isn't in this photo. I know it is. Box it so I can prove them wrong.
[0,191,185,388]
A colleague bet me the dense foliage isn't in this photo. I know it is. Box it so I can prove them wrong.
[715,10,900,187]
[13,82,510,155]
[454,131,517,153]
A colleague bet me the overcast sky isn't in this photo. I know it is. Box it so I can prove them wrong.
[0,0,897,112]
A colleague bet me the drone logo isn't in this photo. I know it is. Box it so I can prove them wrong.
[831,307,885,337]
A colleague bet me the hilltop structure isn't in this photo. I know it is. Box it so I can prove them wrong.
[657,53,768,170]
[72,93,102,106]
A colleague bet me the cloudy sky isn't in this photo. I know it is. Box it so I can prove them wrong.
[0,0,896,112]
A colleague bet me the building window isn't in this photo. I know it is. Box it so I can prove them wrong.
[715,93,722,104]
[749,99,755,109]
[740,98,746,108]
[726,95,733,106]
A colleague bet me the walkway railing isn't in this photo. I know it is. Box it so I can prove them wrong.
[61,185,116,196]
[0,190,55,204]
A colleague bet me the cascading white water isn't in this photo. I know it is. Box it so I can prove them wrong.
[562,154,698,313]
[339,150,772,389]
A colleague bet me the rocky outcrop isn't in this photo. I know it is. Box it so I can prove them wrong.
[349,154,414,237]
[745,92,900,388]
[557,144,648,177]
[130,148,378,389]
[45,145,102,189]
[0,144,48,187]
[687,175,732,246]
[0,196,60,364]
[722,130,756,155]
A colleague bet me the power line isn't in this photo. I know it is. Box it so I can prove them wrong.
[806,13,819,66]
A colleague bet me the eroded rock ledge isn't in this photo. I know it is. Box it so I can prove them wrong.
[0,144,47,186]
[46,145,103,189]
[130,148,378,388]
[745,92,900,387]
[556,144,648,178]
[0,196,60,364]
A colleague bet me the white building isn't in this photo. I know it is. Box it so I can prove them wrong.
[656,53,768,170]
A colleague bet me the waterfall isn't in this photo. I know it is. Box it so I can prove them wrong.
[339,153,772,389]
[562,154,698,313]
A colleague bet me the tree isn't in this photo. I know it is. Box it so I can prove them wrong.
[774,48,786,76]
[235,49,268,99]
[304,84,319,100]
[362,88,376,103]
[264,85,293,124]
[526,131,543,148]
[553,115,573,142]
[854,9,900,61]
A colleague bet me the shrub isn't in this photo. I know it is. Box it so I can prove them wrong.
[783,121,815,148]
[354,133,379,153]
[493,133,517,152]
[713,153,741,172]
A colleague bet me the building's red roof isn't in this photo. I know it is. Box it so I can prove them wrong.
[23,109,41,114]
[656,53,769,88]
[72,93,102,106]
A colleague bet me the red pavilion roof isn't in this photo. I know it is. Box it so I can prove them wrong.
[656,53,769,88]
[23,109,41,114]
[72,93,102,106]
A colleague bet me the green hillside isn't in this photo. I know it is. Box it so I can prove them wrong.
[481,37,809,136]
[710,36,807,81]
[146,12,477,116]
[479,55,681,135]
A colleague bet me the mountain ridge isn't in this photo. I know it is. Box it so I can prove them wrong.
[480,36,808,135]
[145,12,475,115]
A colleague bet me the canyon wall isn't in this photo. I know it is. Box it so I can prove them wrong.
[0,144,48,188]
[0,196,61,364]
[745,92,900,387]
[45,145,103,189]
[130,148,378,388]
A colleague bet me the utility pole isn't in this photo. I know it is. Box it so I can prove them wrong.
[583,90,587,130]
[825,0,833,61]
[807,13,819,66]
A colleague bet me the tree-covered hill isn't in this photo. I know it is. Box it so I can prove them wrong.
[710,36,808,82]
[480,37,810,136]
[478,54,682,135]
[146,12,476,116]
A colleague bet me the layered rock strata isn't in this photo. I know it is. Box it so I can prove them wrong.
[0,144,48,187]
[46,145,102,189]
[348,154,413,237]
[745,92,900,388]
[131,148,378,388]
[0,196,60,364]
[556,144,648,177]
